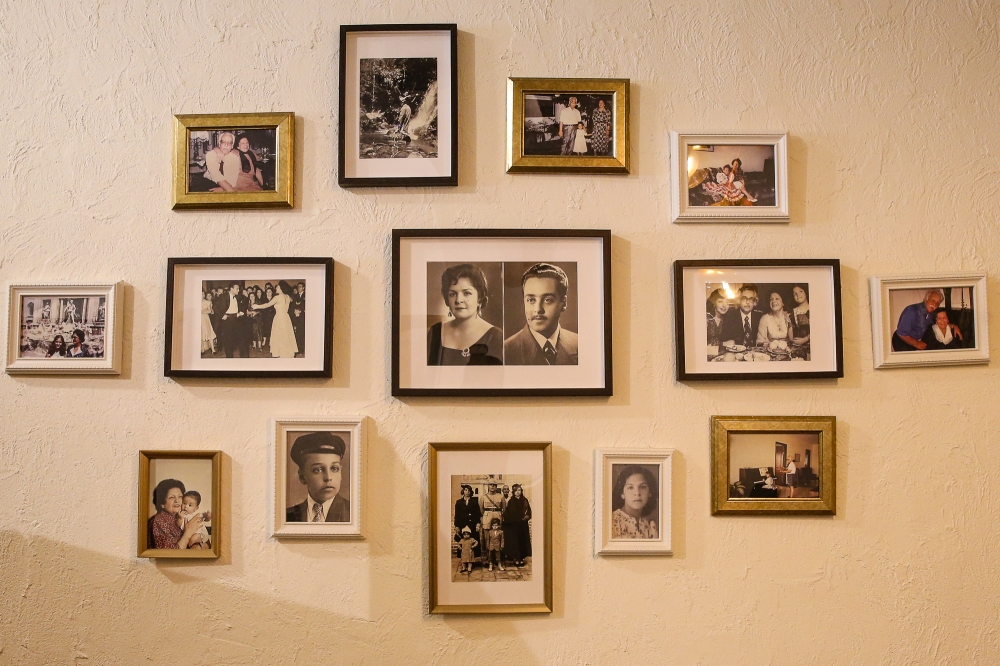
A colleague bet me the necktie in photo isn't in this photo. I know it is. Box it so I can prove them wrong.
[743,315,751,344]
[312,502,324,522]
[543,341,558,365]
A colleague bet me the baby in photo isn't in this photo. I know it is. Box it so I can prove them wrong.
[177,490,211,549]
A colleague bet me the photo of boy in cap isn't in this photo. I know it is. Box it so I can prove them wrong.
[285,431,351,523]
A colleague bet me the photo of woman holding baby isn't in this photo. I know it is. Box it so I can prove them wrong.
[139,451,221,559]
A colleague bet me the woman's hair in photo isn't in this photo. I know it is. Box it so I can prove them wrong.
[706,288,728,315]
[277,280,294,297]
[792,283,810,301]
[183,490,201,506]
[460,484,473,497]
[153,478,186,509]
[934,307,950,321]
[731,158,742,168]
[72,329,85,343]
[440,264,489,308]
[511,483,523,495]
[49,335,66,354]
[610,464,659,516]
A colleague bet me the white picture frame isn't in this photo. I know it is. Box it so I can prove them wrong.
[870,273,989,369]
[270,416,364,539]
[594,448,673,555]
[670,131,789,223]
[6,282,125,375]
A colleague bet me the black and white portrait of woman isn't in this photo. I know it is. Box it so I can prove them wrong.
[425,262,504,365]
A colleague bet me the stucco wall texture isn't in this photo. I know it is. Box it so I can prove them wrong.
[1,0,998,663]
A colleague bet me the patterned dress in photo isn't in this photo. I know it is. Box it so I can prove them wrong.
[590,107,613,155]
[611,508,658,539]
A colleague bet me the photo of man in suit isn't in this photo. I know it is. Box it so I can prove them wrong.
[285,431,351,523]
[503,262,579,365]
[219,283,250,358]
[719,283,764,348]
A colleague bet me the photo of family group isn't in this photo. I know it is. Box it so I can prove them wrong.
[727,432,821,500]
[359,57,438,159]
[186,128,277,193]
[283,430,352,524]
[200,279,306,360]
[425,261,579,366]
[521,92,615,157]
[451,474,533,582]
[889,286,976,352]
[705,282,812,362]
[17,294,106,359]
[609,463,661,540]
[687,144,776,207]
[144,456,215,553]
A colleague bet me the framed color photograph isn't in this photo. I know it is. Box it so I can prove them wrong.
[594,449,673,555]
[270,417,363,538]
[428,441,552,614]
[670,132,788,223]
[674,259,843,381]
[506,77,629,173]
[138,450,222,558]
[711,416,836,515]
[870,273,989,369]
[6,282,124,375]
[164,258,333,378]
[338,24,458,187]
[393,229,612,396]
[172,112,294,209]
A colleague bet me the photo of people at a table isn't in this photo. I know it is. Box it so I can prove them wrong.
[889,286,975,352]
[705,282,811,362]
[728,433,820,500]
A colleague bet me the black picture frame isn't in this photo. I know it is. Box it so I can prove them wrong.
[164,257,334,378]
[338,24,459,188]
[674,259,844,381]
[392,229,613,397]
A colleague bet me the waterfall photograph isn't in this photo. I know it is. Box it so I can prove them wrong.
[358,57,439,159]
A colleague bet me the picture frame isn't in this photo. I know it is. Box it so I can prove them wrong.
[171,112,294,209]
[338,24,458,187]
[164,257,333,378]
[392,229,613,397]
[870,273,989,369]
[5,282,125,375]
[674,259,844,381]
[138,450,222,558]
[506,77,630,174]
[594,449,673,555]
[270,417,364,538]
[428,441,553,614]
[711,416,836,515]
[670,132,789,223]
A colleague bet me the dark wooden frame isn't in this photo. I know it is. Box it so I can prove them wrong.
[674,259,844,381]
[338,24,459,188]
[392,229,613,397]
[164,257,334,378]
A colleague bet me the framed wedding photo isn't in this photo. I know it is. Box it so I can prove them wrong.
[428,441,552,614]
[6,282,124,375]
[711,416,836,515]
[164,257,333,378]
[172,112,294,209]
[594,449,673,555]
[338,24,458,187]
[670,132,788,223]
[674,259,843,381]
[870,273,988,369]
[392,229,613,397]
[138,450,222,559]
[270,417,363,538]
[506,77,629,174]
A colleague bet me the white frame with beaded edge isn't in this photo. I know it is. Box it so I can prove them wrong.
[594,449,673,555]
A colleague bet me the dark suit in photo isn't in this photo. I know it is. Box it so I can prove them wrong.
[503,326,579,365]
[718,308,764,348]
[285,494,351,523]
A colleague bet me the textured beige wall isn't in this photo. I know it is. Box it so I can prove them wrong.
[1,0,999,663]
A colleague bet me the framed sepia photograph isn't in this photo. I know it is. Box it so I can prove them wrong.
[6,282,124,375]
[138,450,222,558]
[338,24,458,187]
[428,441,552,614]
[670,132,789,223]
[711,416,836,515]
[594,449,673,555]
[506,77,629,174]
[392,229,612,396]
[270,417,363,538]
[164,257,333,378]
[674,259,844,381]
[172,112,294,209]
[870,273,989,369]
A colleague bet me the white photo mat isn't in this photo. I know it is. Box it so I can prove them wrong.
[594,449,673,555]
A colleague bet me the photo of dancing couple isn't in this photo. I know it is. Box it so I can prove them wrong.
[200,279,306,360]
[451,475,533,582]
[138,451,221,559]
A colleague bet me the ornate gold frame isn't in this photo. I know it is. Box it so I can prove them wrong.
[172,112,294,209]
[138,450,222,559]
[506,78,629,174]
[711,416,836,515]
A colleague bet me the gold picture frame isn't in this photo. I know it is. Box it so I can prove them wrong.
[711,416,836,515]
[138,450,222,559]
[506,77,629,174]
[172,112,294,209]
[428,441,553,614]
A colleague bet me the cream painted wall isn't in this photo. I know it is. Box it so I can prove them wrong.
[2,1,999,663]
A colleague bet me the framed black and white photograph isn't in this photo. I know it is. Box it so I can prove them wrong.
[711,416,836,515]
[428,441,552,614]
[164,258,333,378]
[138,450,222,559]
[670,132,789,223]
[6,282,124,375]
[674,259,843,381]
[393,229,612,396]
[870,273,988,369]
[594,449,673,555]
[506,77,629,173]
[338,24,458,187]
[172,113,294,209]
[270,417,363,538]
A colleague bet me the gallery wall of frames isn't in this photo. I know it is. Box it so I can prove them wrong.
[2,5,998,664]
